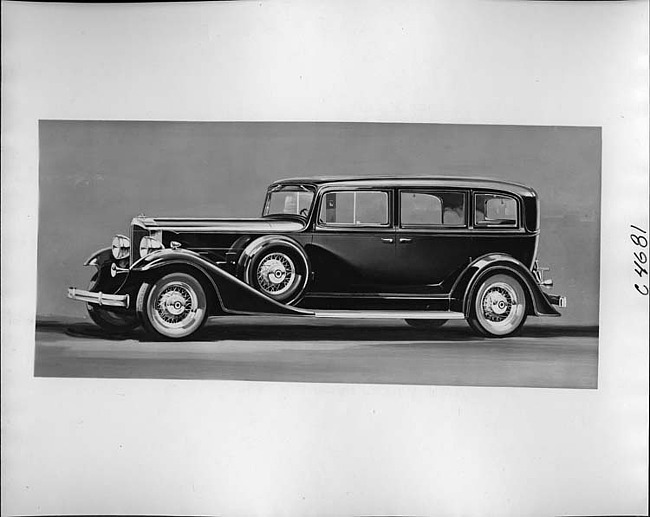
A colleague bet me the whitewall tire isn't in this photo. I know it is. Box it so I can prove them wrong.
[468,273,528,338]
[137,272,208,340]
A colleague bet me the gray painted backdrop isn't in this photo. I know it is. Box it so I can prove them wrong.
[38,121,601,325]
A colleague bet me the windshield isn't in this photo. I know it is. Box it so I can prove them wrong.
[262,185,315,217]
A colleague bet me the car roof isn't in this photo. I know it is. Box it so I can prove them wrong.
[269,175,537,196]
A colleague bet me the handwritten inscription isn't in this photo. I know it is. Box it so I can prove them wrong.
[630,225,648,296]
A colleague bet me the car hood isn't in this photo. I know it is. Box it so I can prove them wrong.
[133,216,307,233]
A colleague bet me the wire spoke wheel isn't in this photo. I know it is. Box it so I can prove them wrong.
[137,272,208,340]
[245,246,309,305]
[256,252,296,296]
[152,282,197,327]
[481,284,515,323]
[470,273,527,337]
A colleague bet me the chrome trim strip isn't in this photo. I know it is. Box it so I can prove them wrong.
[392,230,533,236]
[132,217,306,233]
[305,292,449,300]
[67,287,130,308]
[312,310,465,320]
[150,224,305,233]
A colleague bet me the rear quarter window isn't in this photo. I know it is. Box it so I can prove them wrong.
[474,193,519,227]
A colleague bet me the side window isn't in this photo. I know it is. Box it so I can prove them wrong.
[400,191,466,227]
[475,193,518,227]
[318,191,389,226]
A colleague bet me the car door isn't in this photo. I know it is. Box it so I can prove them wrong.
[309,188,397,294]
[395,189,470,293]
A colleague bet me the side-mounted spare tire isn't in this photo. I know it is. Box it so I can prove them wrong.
[242,239,310,305]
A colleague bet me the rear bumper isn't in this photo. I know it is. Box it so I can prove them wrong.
[545,293,567,308]
[67,287,130,308]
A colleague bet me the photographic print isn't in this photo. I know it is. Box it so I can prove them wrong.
[36,121,600,388]
[3,0,647,515]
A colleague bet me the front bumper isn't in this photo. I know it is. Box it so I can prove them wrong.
[67,287,130,308]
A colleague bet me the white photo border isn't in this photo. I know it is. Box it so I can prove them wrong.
[2,1,648,515]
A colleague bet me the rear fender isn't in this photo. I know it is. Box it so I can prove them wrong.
[450,253,560,317]
[130,248,311,316]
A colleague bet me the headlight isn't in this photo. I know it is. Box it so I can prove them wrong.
[139,236,164,258]
[111,234,130,260]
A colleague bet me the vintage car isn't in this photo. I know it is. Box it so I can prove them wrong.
[68,176,566,339]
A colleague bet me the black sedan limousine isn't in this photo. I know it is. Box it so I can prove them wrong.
[68,176,566,339]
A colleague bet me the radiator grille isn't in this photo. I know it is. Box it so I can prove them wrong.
[130,224,148,266]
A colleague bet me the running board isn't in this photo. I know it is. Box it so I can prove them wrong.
[311,310,465,320]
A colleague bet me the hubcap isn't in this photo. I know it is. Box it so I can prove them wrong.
[475,278,525,335]
[257,253,295,295]
[483,288,512,320]
[153,282,196,326]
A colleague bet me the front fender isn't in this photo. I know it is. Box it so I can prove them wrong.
[83,247,112,268]
[81,247,132,297]
[130,248,312,317]
[450,253,560,317]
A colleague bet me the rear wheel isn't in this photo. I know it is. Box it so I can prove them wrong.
[86,273,139,333]
[468,273,528,338]
[136,272,208,340]
[405,319,448,330]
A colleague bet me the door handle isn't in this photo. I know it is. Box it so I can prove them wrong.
[380,237,394,243]
[399,238,412,243]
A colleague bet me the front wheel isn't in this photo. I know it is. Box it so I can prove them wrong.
[468,273,528,338]
[136,272,208,340]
